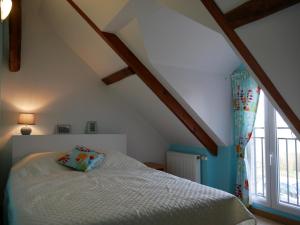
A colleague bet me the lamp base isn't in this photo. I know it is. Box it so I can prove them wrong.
[20,126,32,135]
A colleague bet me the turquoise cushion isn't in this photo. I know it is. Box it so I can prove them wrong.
[57,145,105,172]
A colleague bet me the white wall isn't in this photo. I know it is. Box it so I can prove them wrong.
[236,4,300,119]
[41,0,225,148]
[153,0,300,136]
[111,76,202,147]
[131,0,240,145]
[154,64,234,145]
[0,18,6,211]
[0,0,168,194]
[213,1,300,136]
[113,19,208,148]
[41,0,127,79]
[214,0,248,13]
[106,0,241,146]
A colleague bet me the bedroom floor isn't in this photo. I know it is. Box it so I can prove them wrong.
[256,215,283,225]
[0,215,284,225]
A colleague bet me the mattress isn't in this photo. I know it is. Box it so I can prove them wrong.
[5,150,256,225]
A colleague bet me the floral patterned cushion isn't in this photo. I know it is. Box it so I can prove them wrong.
[57,145,105,172]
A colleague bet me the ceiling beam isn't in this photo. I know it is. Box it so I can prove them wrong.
[9,0,22,72]
[102,33,218,155]
[225,0,300,29]
[67,0,218,155]
[201,0,300,135]
[102,67,135,85]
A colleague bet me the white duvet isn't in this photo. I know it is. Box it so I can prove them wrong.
[5,150,256,225]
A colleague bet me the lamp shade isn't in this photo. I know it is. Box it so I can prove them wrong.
[18,113,36,125]
[0,0,12,21]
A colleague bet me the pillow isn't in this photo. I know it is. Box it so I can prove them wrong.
[57,145,105,172]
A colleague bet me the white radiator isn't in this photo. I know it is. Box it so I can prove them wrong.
[167,151,206,183]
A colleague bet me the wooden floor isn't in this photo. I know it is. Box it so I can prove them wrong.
[0,216,286,225]
[256,215,283,225]
[0,213,288,225]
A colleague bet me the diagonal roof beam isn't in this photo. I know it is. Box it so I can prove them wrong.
[225,0,300,29]
[102,67,135,85]
[66,0,218,155]
[201,0,300,135]
[9,0,22,72]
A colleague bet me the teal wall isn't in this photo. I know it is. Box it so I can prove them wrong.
[169,144,237,194]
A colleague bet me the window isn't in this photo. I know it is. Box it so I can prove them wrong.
[248,91,300,216]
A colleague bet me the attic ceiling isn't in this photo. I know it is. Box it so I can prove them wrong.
[41,0,239,150]
[207,0,300,137]
[214,0,249,13]
[110,76,201,146]
[38,0,300,149]
[40,0,242,151]
[41,0,126,77]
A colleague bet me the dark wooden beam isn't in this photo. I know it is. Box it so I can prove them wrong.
[102,67,135,85]
[225,0,300,29]
[9,0,22,72]
[67,0,218,155]
[201,0,300,136]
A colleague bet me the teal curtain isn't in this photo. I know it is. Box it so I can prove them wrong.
[231,65,260,206]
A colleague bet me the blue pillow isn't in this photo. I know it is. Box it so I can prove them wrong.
[57,145,105,172]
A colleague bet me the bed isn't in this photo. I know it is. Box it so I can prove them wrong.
[5,135,256,225]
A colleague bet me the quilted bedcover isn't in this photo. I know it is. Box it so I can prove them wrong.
[5,150,256,225]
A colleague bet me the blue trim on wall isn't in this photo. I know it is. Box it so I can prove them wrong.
[252,203,300,222]
[169,144,236,193]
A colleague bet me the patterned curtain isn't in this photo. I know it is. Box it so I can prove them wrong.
[231,65,260,206]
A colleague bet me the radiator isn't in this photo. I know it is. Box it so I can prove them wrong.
[166,151,206,183]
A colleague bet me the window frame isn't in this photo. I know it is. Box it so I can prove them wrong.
[249,93,271,207]
[249,91,300,216]
[272,109,300,216]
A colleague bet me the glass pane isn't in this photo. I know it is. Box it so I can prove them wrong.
[255,137,264,196]
[248,91,266,199]
[276,111,288,128]
[263,139,266,196]
[277,128,296,139]
[276,112,300,207]
[288,140,296,205]
[278,139,288,203]
[254,92,265,128]
[254,128,265,138]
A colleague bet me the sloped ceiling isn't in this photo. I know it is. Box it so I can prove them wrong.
[214,0,249,13]
[71,0,129,29]
[40,0,242,148]
[110,76,201,146]
[215,0,300,136]
[151,0,300,138]
[41,0,126,77]
[40,0,206,148]
[128,0,240,146]
[1,0,170,164]
[111,18,203,147]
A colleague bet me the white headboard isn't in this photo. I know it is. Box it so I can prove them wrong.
[12,134,127,164]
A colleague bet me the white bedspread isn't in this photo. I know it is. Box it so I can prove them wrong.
[5,150,256,225]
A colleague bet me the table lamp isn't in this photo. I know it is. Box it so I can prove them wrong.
[18,113,35,135]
